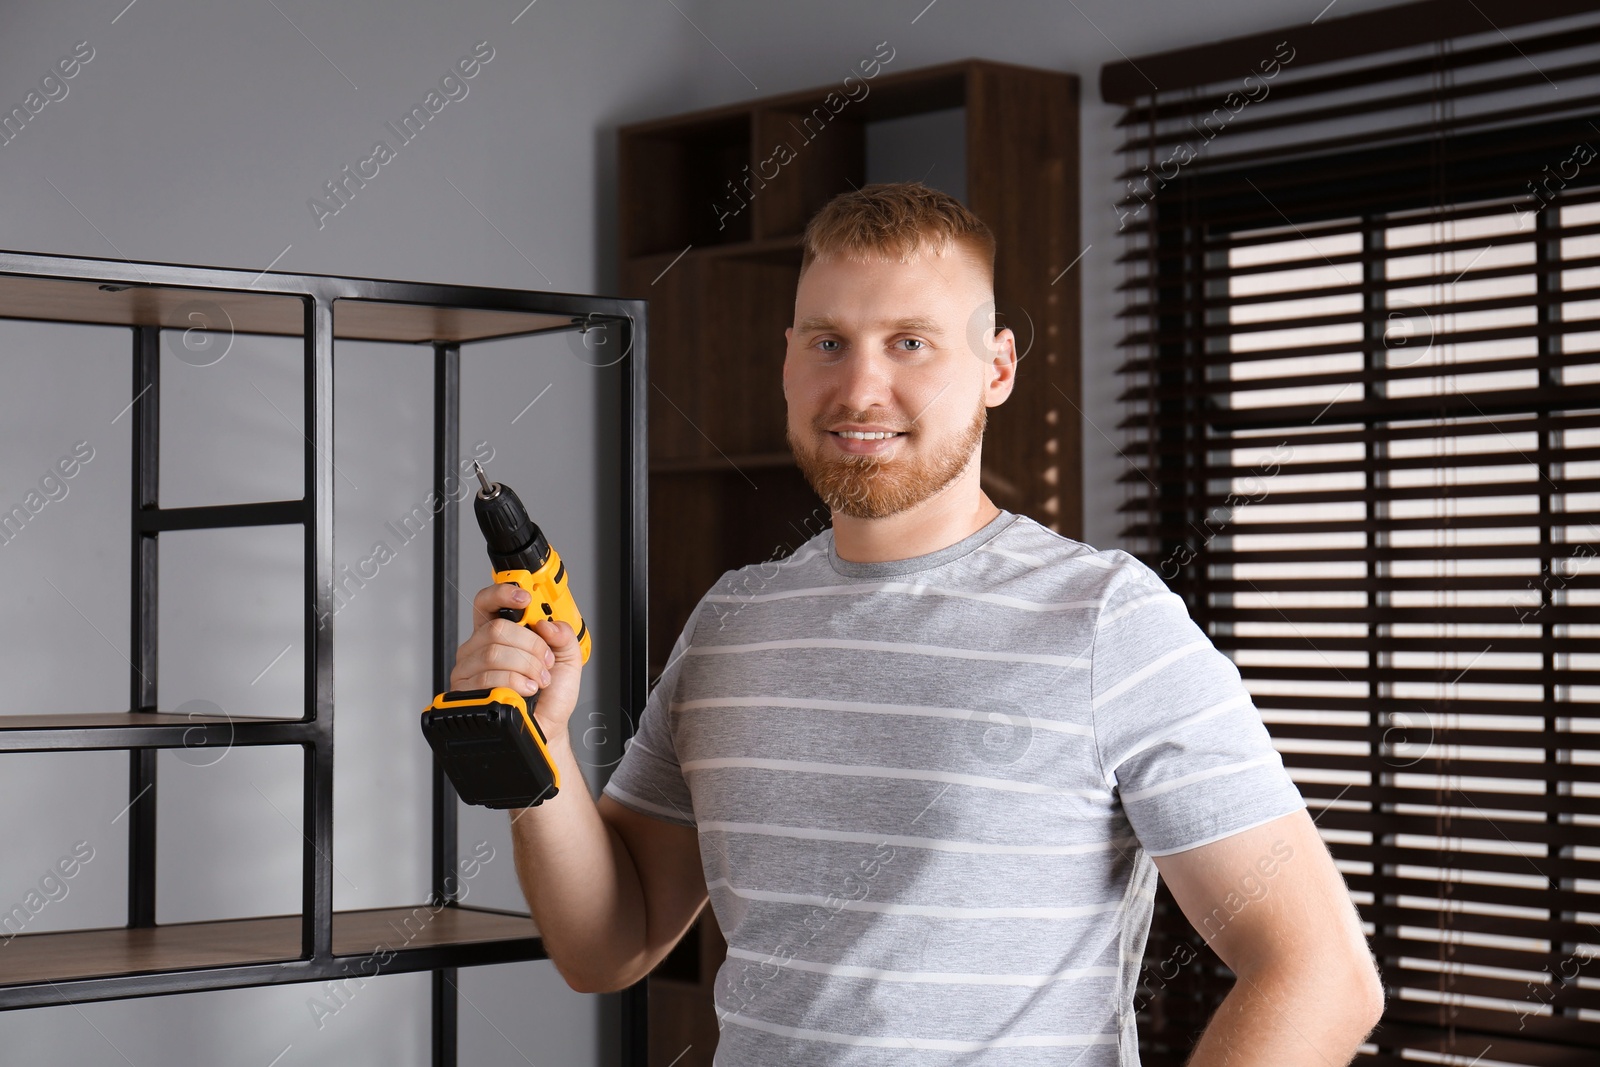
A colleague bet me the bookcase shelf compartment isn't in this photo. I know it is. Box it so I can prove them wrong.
[0,905,544,1010]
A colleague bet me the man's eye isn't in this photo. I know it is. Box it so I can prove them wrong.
[898,338,926,352]
[817,339,842,353]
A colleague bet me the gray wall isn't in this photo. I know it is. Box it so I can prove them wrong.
[0,0,1401,1064]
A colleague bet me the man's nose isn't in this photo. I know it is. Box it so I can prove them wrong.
[832,349,895,413]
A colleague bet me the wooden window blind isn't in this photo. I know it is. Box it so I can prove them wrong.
[1103,3,1600,1064]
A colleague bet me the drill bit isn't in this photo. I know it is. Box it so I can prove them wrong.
[472,460,498,500]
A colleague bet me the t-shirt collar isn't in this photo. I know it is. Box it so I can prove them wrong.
[825,509,1018,578]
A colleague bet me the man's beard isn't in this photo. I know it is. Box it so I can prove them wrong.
[787,396,987,520]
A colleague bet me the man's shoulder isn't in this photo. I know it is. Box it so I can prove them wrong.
[680,532,833,645]
[705,529,834,596]
[981,514,1162,594]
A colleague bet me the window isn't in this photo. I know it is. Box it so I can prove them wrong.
[1106,5,1600,1063]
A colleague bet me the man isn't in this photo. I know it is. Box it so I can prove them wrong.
[451,182,1384,1065]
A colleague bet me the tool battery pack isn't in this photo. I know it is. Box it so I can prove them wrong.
[420,687,560,809]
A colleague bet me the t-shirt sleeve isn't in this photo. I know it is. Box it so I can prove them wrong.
[600,602,702,828]
[1089,553,1306,856]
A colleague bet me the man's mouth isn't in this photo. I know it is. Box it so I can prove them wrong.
[831,430,905,441]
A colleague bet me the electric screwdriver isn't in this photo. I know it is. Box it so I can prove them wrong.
[419,461,591,809]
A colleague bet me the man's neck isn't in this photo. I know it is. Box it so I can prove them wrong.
[831,481,1002,565]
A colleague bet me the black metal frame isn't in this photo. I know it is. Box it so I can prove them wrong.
[0,249,650,1067]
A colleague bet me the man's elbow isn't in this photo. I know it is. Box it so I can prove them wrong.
[1306,952,1386,1036]
[554,959,621,994]
[1244,949,1386,1037]
[562,973,619,995]
[552,953,650,995]
[1347,955,1387,1034]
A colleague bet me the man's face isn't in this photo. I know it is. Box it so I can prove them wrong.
[783,245,1014,520]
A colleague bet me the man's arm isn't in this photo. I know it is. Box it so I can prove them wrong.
[455,581,709,994]
[507,727,709,994]
[1150,808,1385,1066]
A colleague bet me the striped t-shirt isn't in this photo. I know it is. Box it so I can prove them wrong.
[602,509,1305,1066]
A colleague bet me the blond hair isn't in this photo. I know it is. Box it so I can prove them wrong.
[799,182,995,285]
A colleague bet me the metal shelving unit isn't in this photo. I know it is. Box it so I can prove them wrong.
[0,249,649,1067]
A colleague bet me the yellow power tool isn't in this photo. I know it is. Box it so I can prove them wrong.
[419,462,590,808]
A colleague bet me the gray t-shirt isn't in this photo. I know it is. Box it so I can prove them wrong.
[603,510,1305,1066]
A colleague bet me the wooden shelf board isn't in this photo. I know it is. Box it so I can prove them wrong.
[334,299,573,344]
[334,904,539,955]
[0,277,572,344]
[0,712,283,731]
[1,906,541,986]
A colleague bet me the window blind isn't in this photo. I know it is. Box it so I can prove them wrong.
[1103,4,1600,1064]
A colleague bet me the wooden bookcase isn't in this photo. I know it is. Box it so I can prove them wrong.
[615,57,1081,1066]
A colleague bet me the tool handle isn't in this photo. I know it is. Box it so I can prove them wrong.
[493,544,591,664]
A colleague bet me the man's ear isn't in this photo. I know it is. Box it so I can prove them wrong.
[985,327,1018,406]
[782,327,793,393]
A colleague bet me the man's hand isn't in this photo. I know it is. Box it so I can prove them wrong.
[1151,808,1385,1065]
[450,582,584,739]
